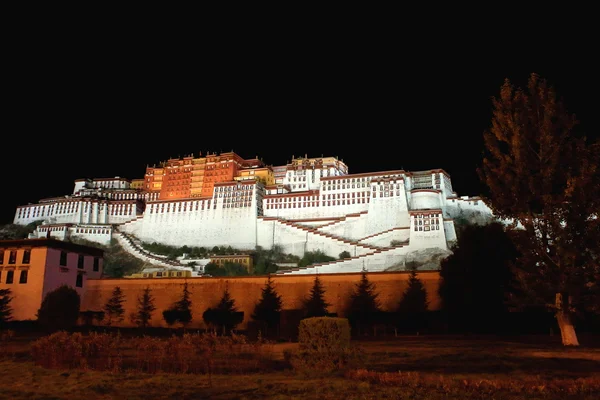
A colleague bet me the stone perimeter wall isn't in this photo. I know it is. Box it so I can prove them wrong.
[82,271,441,329]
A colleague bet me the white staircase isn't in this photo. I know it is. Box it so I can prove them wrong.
[276,242,411,275]
[113,228,192,271]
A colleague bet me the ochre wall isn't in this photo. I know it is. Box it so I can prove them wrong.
[81,271,441,329]
[0,247,47,321]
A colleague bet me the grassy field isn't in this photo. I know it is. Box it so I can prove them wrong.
[1,332,599,399]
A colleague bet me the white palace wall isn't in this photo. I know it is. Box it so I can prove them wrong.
[365,193,410,238]
[317,212,369,240]
[135,182,260,250]
[139,201,258,250]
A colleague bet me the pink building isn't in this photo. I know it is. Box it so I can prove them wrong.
[0,238,104,321]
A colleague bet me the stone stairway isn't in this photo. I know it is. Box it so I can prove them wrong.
[276,241,410,275]
[113,228,191,270]
[314,210,369,232]
[280,218,387,251]
[356,227,410,245]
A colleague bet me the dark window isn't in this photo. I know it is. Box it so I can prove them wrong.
[93,257,99,272]
[22,249,31,264]
[60,251,67,266]
[19,270,28,284]
[76,273,83,288]
[9,250,17,264]
[6,270,14,284]
[78,254,84,269]
[0,250,4,265]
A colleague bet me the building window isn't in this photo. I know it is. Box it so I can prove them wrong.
[93,257,99,272]
[78,254,84,269]
[60,251,67,266]
[0,250,3,265]
[22,249,31,264]
[8,250,17,264]
[6,270,14,284]
[76,273,83,288]
[19,270,28,284]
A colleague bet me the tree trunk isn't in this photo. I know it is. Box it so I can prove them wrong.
[555,293,579,346]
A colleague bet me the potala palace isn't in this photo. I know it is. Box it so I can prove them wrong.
[13,152,493,275]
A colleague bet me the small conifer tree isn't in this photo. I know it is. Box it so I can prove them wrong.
[251,275,283,336]
[203,287,243,334]
[303,275,330,318]
[134,286,156,329]
[103,286,126,326]
[346,270,381,335]
[163,281,193,328]
[398,266,429,314]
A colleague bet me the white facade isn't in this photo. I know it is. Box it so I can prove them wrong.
[12,160,493,274]
[29,223,113,246]
[282,156,348,192]
[73,177,131,194]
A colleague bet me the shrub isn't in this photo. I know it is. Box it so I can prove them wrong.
[29,331,276,375]
[0,288,13,328]
[79,310,105,326]
[30,331,123,371]
[288,317,364,376]
[0,329,16,359]
[37,285,80,332]
[298,317,350,352]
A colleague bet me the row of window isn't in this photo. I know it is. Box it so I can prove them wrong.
[59,251,100,272]
[216,185,254,192]
[415,225,440,231]
[213,258,249,264]
[372,191,401,198]
[90,181,127,188]
[323,183,369,190]
[268,191,369,203]
[266,198,370,209]
[0,269,28,284]
[74,228,110,234]
[413,214,441,231]
[0,249,30,265]
[18,201,137,219]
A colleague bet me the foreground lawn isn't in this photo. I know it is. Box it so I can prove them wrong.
[1,334,599,399]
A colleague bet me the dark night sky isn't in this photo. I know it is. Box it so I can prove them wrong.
[3,26,598,225]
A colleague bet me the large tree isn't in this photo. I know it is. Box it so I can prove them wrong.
[438,222,517,332]
[478,73,600,346]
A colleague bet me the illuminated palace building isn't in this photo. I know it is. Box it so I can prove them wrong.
[14,152,492,275]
